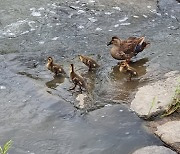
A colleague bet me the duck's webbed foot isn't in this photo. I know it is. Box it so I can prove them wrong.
[69,84,77,90]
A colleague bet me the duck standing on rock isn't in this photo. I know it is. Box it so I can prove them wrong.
[69,64,87,92]
[79,55,100,71]
[119,60,138,81]
[107,36,150,62]
[46,57,66,76]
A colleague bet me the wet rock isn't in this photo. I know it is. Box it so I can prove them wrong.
[76,93,88,109]
[155,121,180,152]
[130,71,180,118]
[132,145,176,154]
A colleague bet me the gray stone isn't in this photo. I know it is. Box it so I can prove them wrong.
[130,71,180,118]
[155,121,180,150]
[132,145,176,154]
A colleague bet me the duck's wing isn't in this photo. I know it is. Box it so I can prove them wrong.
[119,42,137,54]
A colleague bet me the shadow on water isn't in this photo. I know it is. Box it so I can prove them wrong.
[18,71,42,80]
[45,75,65,89]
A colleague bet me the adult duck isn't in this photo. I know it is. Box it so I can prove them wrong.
[107,36,150,61]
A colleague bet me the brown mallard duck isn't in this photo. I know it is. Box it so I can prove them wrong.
[79,55,100,71]
[107,36,150,61]
[119,60,138,81]
[69,64,87,92]
[46,57,66,76]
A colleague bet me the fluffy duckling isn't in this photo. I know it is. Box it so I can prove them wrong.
[119,60,138,81]
[79,55,99,71]
[69,64,87,92]
[46,57,66,76]
[107,36,150,61]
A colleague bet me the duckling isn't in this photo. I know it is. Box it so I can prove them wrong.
[69,64,87,92]
[107,36,150,61]
[46,57,66,76]
[79,55,100,71]
[119,60,138,81]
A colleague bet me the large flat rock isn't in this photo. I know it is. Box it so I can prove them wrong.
[132,145,176,154]
[155,121,180,152]
[130,71,180,118]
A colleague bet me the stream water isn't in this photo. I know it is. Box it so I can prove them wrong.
[0,0,180,153]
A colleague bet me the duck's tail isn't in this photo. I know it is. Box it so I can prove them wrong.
[134,37,150,54]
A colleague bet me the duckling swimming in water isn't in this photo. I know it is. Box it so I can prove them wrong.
[119,60,138,81]
[79,55,100,71]
[107,36,150,61]
[69,64,87,92]
[46,57,66,76]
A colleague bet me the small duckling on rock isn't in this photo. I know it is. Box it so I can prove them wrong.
[119,61,138,81]
[46,57,66,76]
[69,64,87,92]
[79,55,100,71]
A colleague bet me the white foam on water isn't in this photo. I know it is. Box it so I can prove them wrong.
[143,14,148,18]
[1,19,31,37]
[0,86,6,90]
[51,37,59,40]
[39,41,45,44]
[147,5,151,8]
[171,15,176,19]
[49,10,56,14]
[108,29,112,31]
[30,7,35,11]
[31,11,41,17]
[105,12,112,15]
[78,25,84,29]
[120,22,131,26]
[38,7,45,11]
[114,24,119,28]
[52,3,57,8]
[77,10,85,14]
[156,12,162,16]
[105,104,112,107]
[113,6,121,11]
[95,27,102,31]
[133,15,139,18]
[68,13,73,18]
[21,31,29,35]
[89,0,95,3]
[119,16,128,22]
[47,23,52,27]
[88,17,97,22]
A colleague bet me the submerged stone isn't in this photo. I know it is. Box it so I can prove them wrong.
[132,145,176,154]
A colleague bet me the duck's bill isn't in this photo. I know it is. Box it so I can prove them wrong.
[107,41,112,46]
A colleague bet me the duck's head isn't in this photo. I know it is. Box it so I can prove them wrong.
[107,36,121,46]
[119,61,129,72]
[79,55,84,62]
[70,64,74,72]
[47,57,53,63]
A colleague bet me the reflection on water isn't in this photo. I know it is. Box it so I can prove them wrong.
[110,58,148,81]
[45,75,65,89]
[81,70,97,93]
[97,58,148,102]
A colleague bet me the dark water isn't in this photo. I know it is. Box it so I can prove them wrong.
[0,0,180,153]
